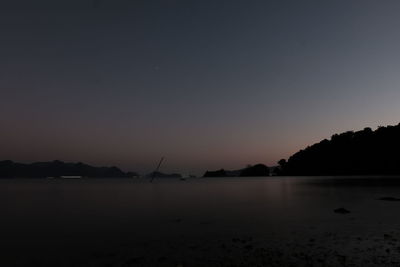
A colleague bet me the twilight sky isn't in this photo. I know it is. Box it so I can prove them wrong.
[2,0,400,175]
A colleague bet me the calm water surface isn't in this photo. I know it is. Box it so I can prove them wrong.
[1,176,400,265]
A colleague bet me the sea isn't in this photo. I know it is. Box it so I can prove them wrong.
[1,176,400,266]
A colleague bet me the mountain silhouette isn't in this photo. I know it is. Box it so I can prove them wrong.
[203,164,270,177]
[203,169,228,177]
[0,160,137,178]
[277,123,400,175]
[240,164,270,177]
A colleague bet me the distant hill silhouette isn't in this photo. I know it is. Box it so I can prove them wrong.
[145,171,182,178]
[240,164,270,176]
[0,160,137,178]
[203,169,228,177]
[203,164,270,177]
[277,123,400,176]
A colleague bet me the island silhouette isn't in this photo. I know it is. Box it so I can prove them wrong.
[0,160,137,178]
[2,123,400,178]
[204,164,270,177]
[277,123,400,176]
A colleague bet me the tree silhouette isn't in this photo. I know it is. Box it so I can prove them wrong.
[278,123,400,176]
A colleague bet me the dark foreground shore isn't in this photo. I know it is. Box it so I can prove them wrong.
[2,224,400,267]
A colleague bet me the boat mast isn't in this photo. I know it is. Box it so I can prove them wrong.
[150,157,164,183]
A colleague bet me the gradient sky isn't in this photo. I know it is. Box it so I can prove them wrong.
[2,0,400,175]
